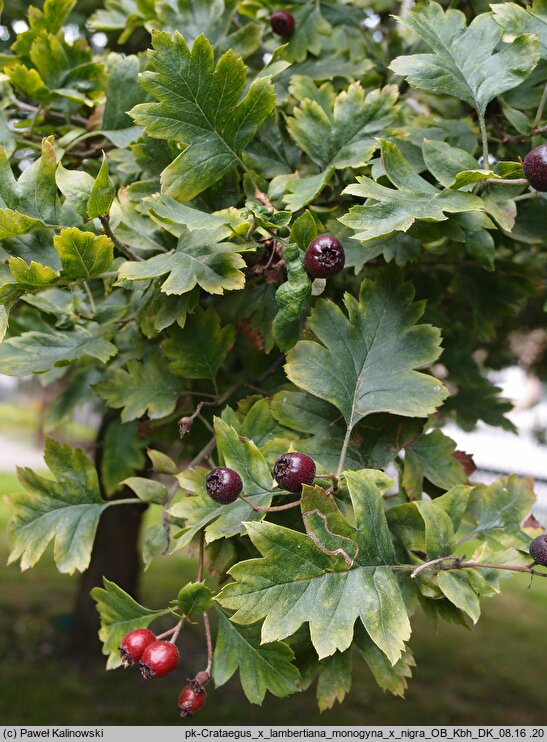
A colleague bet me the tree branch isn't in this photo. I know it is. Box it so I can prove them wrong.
[336,424,353,478]
[480,178,528,187]
[240,494,301,512]
[100,215,142,262]
[411,555,547,579]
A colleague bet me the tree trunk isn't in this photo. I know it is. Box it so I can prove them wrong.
[71,414,146,653]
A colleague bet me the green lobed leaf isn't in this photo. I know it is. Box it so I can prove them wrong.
[387,485,471,560]
[465,475,535,548]
[316,651,352,712]
[53,228,114,280]
[91,578,168,669]
[56,163,94,219]
[402,429,468,499]
[177,582,215,616]
[0,326,117,375]
[491,1,547,59]
[222,397,291,449]
[0,210,43,240]
[284,82,398,209]
[147,448,178,475]
[282,2,331,63]
[390,2,539,115]
[212,609,300,705]
[94,350,181,422]
[340,140,484,241]
[130,32,275,200]
[163,308,235,381]
[8,256,59,289]
[101,419,147,496]
[142,523,169,569]
[354,625,415,698]
[437,571,481,624]
[0,136,59,224]
[417,486,471,560]
[90,0,149,35]
[7,438,109,574]
[102,53,144,130]
[137,285,199,338]
[143,193,235,235]
[122,476,169,505]
[422,139,479,188]
[285,270,448,433]
[87,154,116,219]
[218,471,412,663]
[117,227,246,296]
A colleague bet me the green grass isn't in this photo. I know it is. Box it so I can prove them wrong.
[0,475,546,725]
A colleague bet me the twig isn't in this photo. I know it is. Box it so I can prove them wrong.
[100,215,142,262]
[26,105,42,137]
[155,625,179,640]
[477,111,489,166]
[83,281,96,317]
[197,530,205,582]
[169,616,185,644]
[188,436,217,470]
[12,98,87,126]
[501,124,547,143]
[411,555,465,578]
[262,224,291,249]
[411,555,547,580]
[161,481,179,554]
[480,178,528,187]
[203,612,213,675]
[240,494,301,512]
[336,424,353,478]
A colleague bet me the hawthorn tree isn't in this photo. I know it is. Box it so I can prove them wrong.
[1,0,547,718]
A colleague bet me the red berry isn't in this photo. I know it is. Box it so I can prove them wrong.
[119,628,156,667]
[178,681,207,718]
[304,234,345,278]
[270,10,295,36]
[523,145,547,191]
[529,534,547,567]
[273,452,316,493]
[206,467,243,504]
[139,640,180,679]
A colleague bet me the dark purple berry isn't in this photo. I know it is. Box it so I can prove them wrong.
[206,467,243,505]
[529,534,547,567]
[139,640,180,679]
[270,10,295,36]
[304,234,345,279]
[273,452,316,493]
[119,628,156,667]
[178,681,207,718]
[523,144,547,191]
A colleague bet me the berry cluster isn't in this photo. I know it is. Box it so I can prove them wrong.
[119,629,207,718]
[206,451,317,504]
